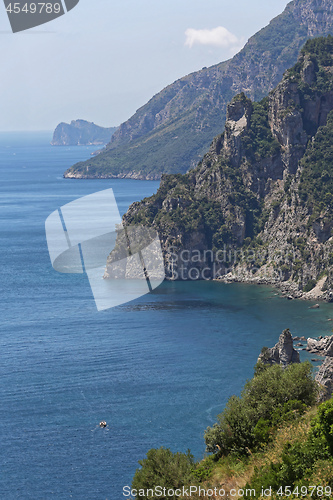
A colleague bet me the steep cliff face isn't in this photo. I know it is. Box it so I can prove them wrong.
[51,120,117,146]
[65,0,333,180]
[108,37,333,300]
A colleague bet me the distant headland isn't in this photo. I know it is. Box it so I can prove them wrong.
[51,119,118,146]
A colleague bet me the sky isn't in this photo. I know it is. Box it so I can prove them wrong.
[0,0,290,131]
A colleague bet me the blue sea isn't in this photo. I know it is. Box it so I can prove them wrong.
[1,132,333,499]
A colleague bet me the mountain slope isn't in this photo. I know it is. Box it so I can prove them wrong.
[107,36,333,300]
[65,0,333,180]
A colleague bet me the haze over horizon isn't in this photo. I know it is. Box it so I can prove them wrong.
[0,0,289,131]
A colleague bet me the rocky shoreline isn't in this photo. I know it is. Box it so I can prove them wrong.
[63,170,161,181]
[214,273,333,303]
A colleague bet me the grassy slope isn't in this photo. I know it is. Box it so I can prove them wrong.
[185,408,325,500]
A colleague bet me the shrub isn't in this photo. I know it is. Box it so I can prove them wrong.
[131,447,195,499]
[242,399,333,498]
[310,398,333,454]
[204,363,317,456]
[303,279,317,292]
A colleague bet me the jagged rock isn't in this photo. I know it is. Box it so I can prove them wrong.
[315,357,333,401]
[258,329,300,368]
[306,335,333,356]
[301,55,316,85]
[104,37,333,302]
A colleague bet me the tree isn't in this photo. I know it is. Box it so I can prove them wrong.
[205,362,317,456]
[131,447,195,499]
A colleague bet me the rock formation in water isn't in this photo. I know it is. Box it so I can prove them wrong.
[258,329,300,368]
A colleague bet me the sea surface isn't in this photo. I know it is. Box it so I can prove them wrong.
[1,132,333,499]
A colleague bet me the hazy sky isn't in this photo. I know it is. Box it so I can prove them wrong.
[0,0,290,131]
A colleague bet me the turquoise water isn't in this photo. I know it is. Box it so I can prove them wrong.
[1,132,332,499]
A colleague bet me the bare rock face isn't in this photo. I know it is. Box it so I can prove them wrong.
[268,79,308,175]
[258,329,300,368]
[307,335,333,356]
[223,96,252,167]
[315,357,333,401]
[301,56,316,85]
[308,334,333,401]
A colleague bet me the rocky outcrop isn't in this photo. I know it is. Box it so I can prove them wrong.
[258,329,300,368]
[307,335,333,356]
[315,357,333,401]
[65,0,333,179]
[306,334,333,400]
[52,120,117,146]
[106,37,333,303]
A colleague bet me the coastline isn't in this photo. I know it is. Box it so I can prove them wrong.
[214,273,333,303]
[63,170,161,181]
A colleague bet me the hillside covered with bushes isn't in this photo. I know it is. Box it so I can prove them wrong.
[130,360,333,500]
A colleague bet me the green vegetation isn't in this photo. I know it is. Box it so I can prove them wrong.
[298,110,333,218]
[204,362,317,456]
[243,399,333,499]
[125,32,333,500]
[132,448,196,499]
[245,3,308,72]
[242,99,281,161]
[301,35,333,68]
[66,110,219,178]
[124,35,333,279]
[131,362,332,499]
[64,0,330,179]
[303,279,317,292]
[126,90,282,249]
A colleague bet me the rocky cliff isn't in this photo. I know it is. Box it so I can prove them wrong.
[51,120,117,146]
[307,334,333,400]
[106,37,333,301]
[65,0,333,180]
